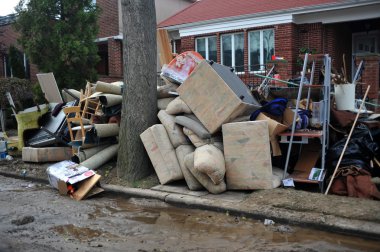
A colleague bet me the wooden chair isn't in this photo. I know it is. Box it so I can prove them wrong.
[80,82,101,124]
[63,106,86,154]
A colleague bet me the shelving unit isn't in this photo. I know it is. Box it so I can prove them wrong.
[280,53,331,191]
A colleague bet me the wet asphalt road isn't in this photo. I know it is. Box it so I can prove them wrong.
[0,175,379,252]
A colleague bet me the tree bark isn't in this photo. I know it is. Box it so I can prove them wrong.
[117,0,157,181]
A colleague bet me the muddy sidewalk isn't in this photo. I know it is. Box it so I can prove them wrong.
[0,158,380,239]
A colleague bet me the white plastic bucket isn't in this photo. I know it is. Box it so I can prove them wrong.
[334,84,355,110]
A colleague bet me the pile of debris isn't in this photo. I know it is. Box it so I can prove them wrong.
[4,73,122,200]
[142,50,380,199]
[142,54,292,194]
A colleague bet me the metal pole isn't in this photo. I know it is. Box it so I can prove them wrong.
[254,73,300,87]
[283,53,309,179]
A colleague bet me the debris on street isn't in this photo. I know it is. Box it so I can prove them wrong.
[140,51,380,199]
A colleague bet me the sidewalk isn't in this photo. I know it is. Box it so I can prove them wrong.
[1,170,380,239]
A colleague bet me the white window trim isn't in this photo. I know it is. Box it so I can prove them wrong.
[172,40,176,54]
[195,36,216,60]
[221,33,244,74]
[248,29,274,73]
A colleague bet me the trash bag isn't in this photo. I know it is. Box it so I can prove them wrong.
[327,125,380,176]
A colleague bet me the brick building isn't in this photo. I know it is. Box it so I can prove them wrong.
[159,0,380,103]
[0,14,39,83]
[0,0,195,83]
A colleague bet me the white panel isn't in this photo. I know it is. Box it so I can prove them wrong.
[179,15,293,37]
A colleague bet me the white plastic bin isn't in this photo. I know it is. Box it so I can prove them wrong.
[334,84,355,110]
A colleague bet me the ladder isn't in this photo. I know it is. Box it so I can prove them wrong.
[280,53,331,191]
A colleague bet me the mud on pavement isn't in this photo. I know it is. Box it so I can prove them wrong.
[1,175,380,252]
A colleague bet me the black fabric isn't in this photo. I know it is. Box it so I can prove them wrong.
[327,125,380,176]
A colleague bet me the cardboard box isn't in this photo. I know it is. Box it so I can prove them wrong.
[140,124,183,184]
[291,143,321,182]
[223,121,273,190]
[46,160,103,200]
[22,147,73,163]
[177,60,260,134]
[255,108,296,156]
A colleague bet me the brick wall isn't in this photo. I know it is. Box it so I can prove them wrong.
[355,54,380,100]
[107,38,123,77]
[274,23,298,81]
[95,0,122,81]
[97,0,119,38]
[0,23,38,83]
[180,36,195,52]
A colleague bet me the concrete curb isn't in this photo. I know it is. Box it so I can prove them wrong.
[1,171,379,240]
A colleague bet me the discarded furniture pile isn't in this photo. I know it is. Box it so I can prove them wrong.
[143,53,285,194]
[3,73,122,200]
[143,50,380,199]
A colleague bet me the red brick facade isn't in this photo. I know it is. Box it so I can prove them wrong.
[0,0,124,83]
[97,0,119,38]
[356,54,380,100]
[96,0,123,82]
[177,20,380,103]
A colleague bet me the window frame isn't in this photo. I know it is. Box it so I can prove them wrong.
[248,28,275,73]
[220,32,245,73]
[195,36,217,61]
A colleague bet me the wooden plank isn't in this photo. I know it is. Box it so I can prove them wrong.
[157,29,173,67]
[223,121,273,190]
[290,170,319,184]
[279,130,322,137]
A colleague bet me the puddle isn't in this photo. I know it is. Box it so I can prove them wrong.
[52,224,117,241]
[84,196,380,251]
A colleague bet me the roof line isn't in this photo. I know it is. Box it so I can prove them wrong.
[159,0,380,30]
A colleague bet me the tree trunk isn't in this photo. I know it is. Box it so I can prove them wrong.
[117,0,157,181]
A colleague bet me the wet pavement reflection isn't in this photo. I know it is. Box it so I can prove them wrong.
[66,195,380,251]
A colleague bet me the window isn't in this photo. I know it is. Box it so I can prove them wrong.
[195,36,217,62]
[249,29,274,71]
[221,33,244,72]
[96,43,109,75]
